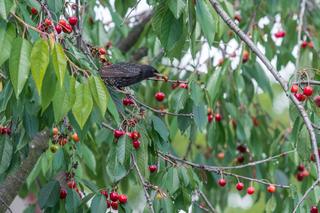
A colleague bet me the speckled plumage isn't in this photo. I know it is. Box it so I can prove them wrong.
[99,62,158,87]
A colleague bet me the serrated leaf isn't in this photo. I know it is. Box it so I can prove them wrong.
[190,81,203,105]
[0,0,16,20]
[72,82,93,129]
[89,76,109,116]
[195,0,216,44]
[165,167,180,194]
[9,38,31,98]
[30,39,49,95]
[90,195,107,213]
[41,62,57,111]
[65,189,81,213]
[193,103,206,131]
[0,136,13,174]
[168,0,186,19]
[38,180,60,209]
[0,22,15,66]
[53,75,75,122]
[152,115,169,141]
[117,136,126,165]
[52,43,67,87]
[207,66,227,104]
[81,144,96,173]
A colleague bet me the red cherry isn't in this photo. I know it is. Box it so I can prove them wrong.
[252,116,259,126]
[275,31,286,38]
[179,83,188,89]
[236,155,245,164]
[132,140,141,149]
[314,96,320,107]
[111,201,118,210]
[215,113,222,122]
[99,48,106,55]
[218,178,227,187]
[67,180,76,189]
[55,25,62,34]
[129,131,140,140]
[118,194,127,204]
[302,169,310,177]
[110,192,119,201]
[68,16,78,26]
[122,97,134,106]
[242,50,249,63]
[294,93,306,102]
[155,92,165,102]
[106,200,111,208]
[149,165,157,173]
[44,18,52,26]
[267,185,276,193]
[247,186,255,195]
[301,41,308,48]
[308,42,314,49]
[311,206,319,213]
[234,14,241,22]
[291,84,299,93]
[237,144,247,153]
[62,23,73,33]
[303,86,313,96]
[208,114,213,123]
[59,19,67,26]
[297,164,305,172]
[31,7,38,15]
[114,130,125,139]
[297,172,304,181]
[60,188,67,199]
[236,182,244,191]
[72,133,80,142]
[100,189,108,198]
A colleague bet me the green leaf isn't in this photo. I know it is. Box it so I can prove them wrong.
[53,75,75,122]
[195,0,216,44]
[116,136,126,165]
[53,148,64,171]
[0,22,15,66]
[30,39,49,95]
[81,179,99,193]
[165,167,180,194]
[90,195,107,213]
[9,38,32,98]
[72,82,93,129]
[0,136,13,174]
[193,103,206,131]
[167,0,186,19]
[38,180,60,209]
[190,81,203,105]
[152,115,169,141]
[41,62,57,111]
[27,155,42,187]
[89,76,109,116]
[266,196,277,213]
[0,0,16,20]
[65,189,81,213]
[52,43,67,87]
[207,66,227,104]
[81,144,96,173]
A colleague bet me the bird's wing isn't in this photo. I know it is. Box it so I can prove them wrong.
[100,63,142,78]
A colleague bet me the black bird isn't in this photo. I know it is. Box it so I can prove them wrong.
[99,62,159,88]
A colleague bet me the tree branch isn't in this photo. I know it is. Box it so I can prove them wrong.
[131,154,155,213]
[197,189,216,213]
[209,0,320,180]
[158,152,290,188]
[0,129,50,212]
[293,178,320,213]
[117,11,153,53]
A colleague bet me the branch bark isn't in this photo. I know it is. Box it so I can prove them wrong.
[209,0,320,179]
[117,11,153,53]
[0,129,50,212]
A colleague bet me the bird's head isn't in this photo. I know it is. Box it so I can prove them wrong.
[141,65,160,78]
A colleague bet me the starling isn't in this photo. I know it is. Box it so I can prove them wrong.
[99,62,159,88]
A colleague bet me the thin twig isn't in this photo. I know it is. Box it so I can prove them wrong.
[0,197,13,213]
[293,80,320,86]
[10,13,48,35]
[148,77,188,84]
[159,152,290,188]
[293,179,320,213]
[197,189,216,213]
[131,154,155,213]
[121,0,142,25]
[209,0,320,180]
[294,0,307,81]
